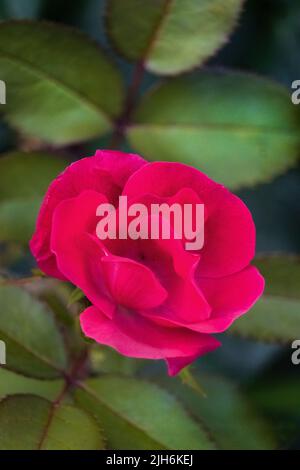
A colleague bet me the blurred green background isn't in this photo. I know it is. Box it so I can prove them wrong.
[0,0,299,450]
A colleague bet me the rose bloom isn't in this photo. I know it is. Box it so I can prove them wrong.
[30,150,264,375]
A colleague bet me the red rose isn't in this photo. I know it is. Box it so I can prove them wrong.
[30,150,264,375]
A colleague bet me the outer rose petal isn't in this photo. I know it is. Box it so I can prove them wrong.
[196,266,265,333]
[80,306,221,375]
[166,350,214,376]
[30,150,145,279]
[123,161,256,277]
[197,188,256,277]
[51,190,116,317]
[123,161,216,199]
[94,150,146,187]
[140,266,264,334]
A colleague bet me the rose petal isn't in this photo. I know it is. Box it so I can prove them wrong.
[51,190,116,317]
[196,266,265,333]
[30,150,145,278]
[124,161,255,277]
[94,150,146,187]
[80,305,220,374]
[101,255,168,310]
[101,213,199,281]
[140,265,264,335]
[197,188,256,277]
[123,161,216,199]
[166,342,218,376]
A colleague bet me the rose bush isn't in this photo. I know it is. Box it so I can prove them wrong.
[30,150,264,375]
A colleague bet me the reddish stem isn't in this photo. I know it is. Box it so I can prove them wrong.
[37,348,90,449]
[110,60,145,149]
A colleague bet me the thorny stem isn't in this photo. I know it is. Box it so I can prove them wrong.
[5,62,146,438]
[109,60,146,149]
[109,0,172,149]
[1,57,146,447]
[63,347,90,388]
[37,348,90,449]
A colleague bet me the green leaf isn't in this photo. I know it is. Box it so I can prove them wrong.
[230,298,300,343]
[0,395,105,450]
[36,280,75,327]
[246,372,300,444]
[230,256,300,343]
[107,0,244,75]
[255,256,300,300]
[128,70,300,189]
[90,345,144,376]
[68,287,85,307]
[0,151,68,243]
[0,284,67,378]
[75,376,214,450]
[160,374,276,450]
[0,20,124,144]
[0,198,41,244]
[0,368,63,401]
